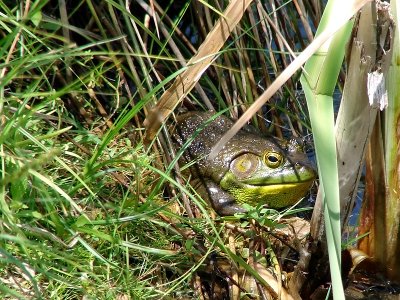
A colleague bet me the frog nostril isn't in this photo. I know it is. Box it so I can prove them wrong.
[295,162,306,170]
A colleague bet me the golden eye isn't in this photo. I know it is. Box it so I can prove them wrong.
[263,151,283,168]
[230,153,258,179]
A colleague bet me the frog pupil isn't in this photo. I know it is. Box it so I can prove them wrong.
[268,155,278,163]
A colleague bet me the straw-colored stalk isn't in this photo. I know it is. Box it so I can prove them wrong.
[358,0,399,281]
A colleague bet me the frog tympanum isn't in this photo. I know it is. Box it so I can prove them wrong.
[174,111,316,216]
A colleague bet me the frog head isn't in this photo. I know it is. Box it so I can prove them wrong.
[217,138,316,208]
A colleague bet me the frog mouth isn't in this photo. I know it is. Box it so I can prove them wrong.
[240,177,315,186]
[239,180,314,192]
[236,165,317,186]
[227,181,315,208]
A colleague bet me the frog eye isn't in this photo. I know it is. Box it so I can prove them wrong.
[230,153,258,179]
[263,151,283,168]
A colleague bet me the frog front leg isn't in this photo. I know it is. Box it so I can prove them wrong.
[193,178,247,216]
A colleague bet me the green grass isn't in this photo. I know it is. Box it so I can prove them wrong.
[0,2,190,298]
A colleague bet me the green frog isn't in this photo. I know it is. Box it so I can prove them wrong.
[174,111,316,216]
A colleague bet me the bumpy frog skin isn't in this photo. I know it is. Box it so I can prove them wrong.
[174,111,316,216]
